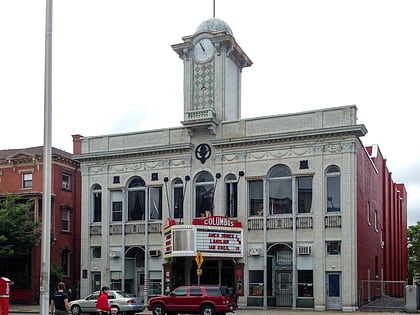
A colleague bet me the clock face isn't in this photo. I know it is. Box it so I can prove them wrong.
[193,39,215,63]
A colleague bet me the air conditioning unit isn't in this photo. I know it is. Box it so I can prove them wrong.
[62,182,69,189]
[149,250,161,257]
[109,251,121,258]
[249,248,261,256]
[298,246,312,255]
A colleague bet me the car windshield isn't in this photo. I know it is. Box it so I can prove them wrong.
[116,291,136,298]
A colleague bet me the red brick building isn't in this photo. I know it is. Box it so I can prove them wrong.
[357,144,407,303]
[0,146,81,303]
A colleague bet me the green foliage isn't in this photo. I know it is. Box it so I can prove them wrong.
[0,194,41,256]
[408,222,420,285]
[50,263,64,294]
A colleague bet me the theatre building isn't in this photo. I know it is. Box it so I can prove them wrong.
[75,18,407,310]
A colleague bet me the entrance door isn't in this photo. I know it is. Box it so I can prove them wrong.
[275,271,292,307]
[326,272,341,309]
[137,271,145,300]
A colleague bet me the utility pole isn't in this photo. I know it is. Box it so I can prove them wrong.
[40,0,53,314]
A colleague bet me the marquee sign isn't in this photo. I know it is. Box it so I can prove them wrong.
[163,216,243,258]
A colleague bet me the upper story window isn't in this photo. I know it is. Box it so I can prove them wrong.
[92,184,102,222]
[127,177,146,221]
[172,178,184,219]
[22,173,33,188]
[326,241,341,255]
[62,173,71,191]
[111,190,123,222]
[61,207,71,231]
[127,177,162,221]
[326,165,341,212]
[298,176,313,213]
[225,174,237,218]
[249,180,263,216]
[268,165,292,214]
[195,171,214,218]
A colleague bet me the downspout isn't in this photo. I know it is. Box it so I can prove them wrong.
[144,192,150,304]
[263,178,267,309]
[292,177,297,309]
[121,188,126,291]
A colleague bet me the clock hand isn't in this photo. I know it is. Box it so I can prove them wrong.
[199,42,205,52]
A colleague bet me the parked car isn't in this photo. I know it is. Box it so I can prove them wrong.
[147,285,237,315]
[69,290,145,315]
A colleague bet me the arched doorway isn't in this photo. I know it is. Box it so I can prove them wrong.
[125,247,145,299]
[268,243,293,307]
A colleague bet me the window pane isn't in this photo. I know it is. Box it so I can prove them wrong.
[298,177,312,213]
[150,187,162,220]
[196,184,214,217]
[269,179,292,214]
[326,241,341,255]
[112,201,123,221]
[128,190,145,220]
[196,172,214,183]
[23,173,32,188]
[93,191,102,222]
[173,186,183,219]
[225,182,237,217]
[327,176,340,212]
[249,180,263,216]
[269,165,291,178]
[298,270,313,297]
[129,177,145,188]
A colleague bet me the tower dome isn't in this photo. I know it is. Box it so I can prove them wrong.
[196,18,233,36]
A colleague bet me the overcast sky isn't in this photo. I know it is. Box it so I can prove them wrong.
[0,0,419,224]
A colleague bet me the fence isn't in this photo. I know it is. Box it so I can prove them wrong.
[359,280,406,311]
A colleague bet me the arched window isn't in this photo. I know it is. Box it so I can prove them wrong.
[326,165,341,212]
[172,178,184,219]
[225,174,237,217]
[195,171,214,218]
[268,165,292,214]
[92,184,102,222]
[127,177,146,220]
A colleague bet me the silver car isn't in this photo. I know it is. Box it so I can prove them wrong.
[69,290,145,315]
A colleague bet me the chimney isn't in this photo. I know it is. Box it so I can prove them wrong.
[72,134,83,155]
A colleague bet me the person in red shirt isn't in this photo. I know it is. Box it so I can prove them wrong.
[96,286,117,314]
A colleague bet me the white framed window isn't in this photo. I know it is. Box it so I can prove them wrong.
[297,176,313,213]
[268,165,292,214]
[248,180,263,216]
[172,178,184,219]
[194,171,214,218]
[111,190,123,222]
[61,208,70,231]
[127,177,162,221]
[92,184,102,222]
[326,165,341,212]
[62,173,71,190]
[22,173,33,188]
[326,241,341,255]
[225,174,237,218]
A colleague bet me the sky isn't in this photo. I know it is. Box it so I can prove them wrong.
[0,0,419,225]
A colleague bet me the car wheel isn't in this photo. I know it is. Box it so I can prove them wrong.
[152,303,166,315]
[70,304,82,315]
[201,305,215,315]
[110,305,121,314]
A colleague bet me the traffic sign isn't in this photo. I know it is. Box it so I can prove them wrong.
[195,250,204,268]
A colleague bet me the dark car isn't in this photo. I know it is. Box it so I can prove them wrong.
[69,290,145,315]
[147,285,237,315]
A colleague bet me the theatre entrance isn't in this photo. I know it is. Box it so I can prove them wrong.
[169,258,235,289]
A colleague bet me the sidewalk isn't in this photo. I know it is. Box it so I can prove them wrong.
[8,304,409,314]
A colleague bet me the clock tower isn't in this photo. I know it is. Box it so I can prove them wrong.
[172,18,252,135]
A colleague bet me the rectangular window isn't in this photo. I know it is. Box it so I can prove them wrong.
[61,250,70,276]
[225,182,238,217]
[249,180,263,216]
[327,176,340,212]
[248,270,264,296]
[326,241,341,255]
[23,173,33,188]
[62,173,71,190]
[298,177,312,213]
[149,187,162,220]
[128,190,145,220]
[110,271,122,290]
[111,190,123,222]
[93,190,102,222]
[91,246,101,259]
[61,209,70,231]
[298,270,313,297]
[173,185,184,219]
[269,178,292,214]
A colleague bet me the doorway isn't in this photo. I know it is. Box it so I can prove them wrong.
[326,272,341,309]
[275,271,292,307]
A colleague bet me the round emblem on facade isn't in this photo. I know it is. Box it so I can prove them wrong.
[195,143,211,164]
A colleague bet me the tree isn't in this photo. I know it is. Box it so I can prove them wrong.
[407,222,420,285]
[0,194,41,256]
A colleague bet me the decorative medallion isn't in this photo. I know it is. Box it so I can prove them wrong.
[195,143,212,164]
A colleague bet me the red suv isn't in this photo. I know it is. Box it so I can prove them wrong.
[147,285,237,315]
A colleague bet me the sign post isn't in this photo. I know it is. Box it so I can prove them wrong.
[195,251,204,285]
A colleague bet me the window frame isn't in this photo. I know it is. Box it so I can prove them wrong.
[172,178,184,219]
[194,172,215,218]
[92,184,102,223]
[326,241,342,256]
[22,173,33,188]
[268,165,293,215]
[61,173,71,191]
[248,179,264,216]
[225,174,238,218]
[326,166,341,212]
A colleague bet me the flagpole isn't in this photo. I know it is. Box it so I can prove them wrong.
[40,0,53,314]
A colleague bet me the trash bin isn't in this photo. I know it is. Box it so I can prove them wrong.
[0,277,11,315]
